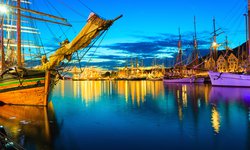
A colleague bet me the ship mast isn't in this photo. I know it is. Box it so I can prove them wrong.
[248,0,250,60]
[0,19,4,72]
[177,27,182,67]
[212,17,217,60]
[17,0,21,67]
[13,0,71,68]
[193,16,198,66]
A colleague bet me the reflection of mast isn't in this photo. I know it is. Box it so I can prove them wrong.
[247,108,250,150]
[211,105,220,134]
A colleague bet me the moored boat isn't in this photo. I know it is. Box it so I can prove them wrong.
[208,71,250,87]
[208,0,250,87]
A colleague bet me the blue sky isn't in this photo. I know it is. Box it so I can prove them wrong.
[32,0,247,70]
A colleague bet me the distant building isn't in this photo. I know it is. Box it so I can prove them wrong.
[71,66,103,80]
[80,67,102,80]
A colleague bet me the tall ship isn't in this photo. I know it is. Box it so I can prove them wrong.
[208,0,250,87]
[0,0,121,106]
[163,28,194,83]
[164,19,204,83]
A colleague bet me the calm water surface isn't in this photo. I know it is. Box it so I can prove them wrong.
[1,80,250,150]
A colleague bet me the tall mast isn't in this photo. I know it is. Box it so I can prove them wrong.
[17,0,21,67]
[1,17,4,72]
[193,16,198,65]
[248,0,250,60]
[213,17,217,60]
[194,16,197,44]
[177,27,182,66]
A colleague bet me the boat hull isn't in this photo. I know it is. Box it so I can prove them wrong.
[208,71,250,87]
[0,85,46,106]
[163,76,195,83]
[194,77,205,83]
[0,70,52,106]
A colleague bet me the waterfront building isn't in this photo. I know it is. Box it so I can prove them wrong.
[227,53,239,72]
[204,57,216,70]
[216,54,228,72]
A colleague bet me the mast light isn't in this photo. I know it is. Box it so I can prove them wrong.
[212,41,219,49]
[0,5,8,14]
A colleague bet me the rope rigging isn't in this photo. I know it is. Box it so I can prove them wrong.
[58,27,109,74]
[44,0,69,40]
[55,0,86,18]
[77,0,98,16]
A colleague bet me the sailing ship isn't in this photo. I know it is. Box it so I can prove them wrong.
[187,16,206,83]
[208,0,250,87]
[163,28,198,83]
[0,0,121,106]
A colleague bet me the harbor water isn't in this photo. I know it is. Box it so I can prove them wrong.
[1,80,250,150]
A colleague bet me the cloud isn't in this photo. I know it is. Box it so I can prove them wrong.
[102,31,211,55]
[42,31,212,70]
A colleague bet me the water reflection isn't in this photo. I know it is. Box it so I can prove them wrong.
[60,80,165,107]
[115,81,164,107]
[211,105,220,134]
[0,102,58,150]
[52,81,250,149]
[164,83,250,137]
[209,86,250,104]
[164,83,211,121]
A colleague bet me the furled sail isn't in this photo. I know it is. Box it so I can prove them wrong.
[39,13,117,70]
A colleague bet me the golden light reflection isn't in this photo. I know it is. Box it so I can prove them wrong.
[70,80,164,107]
[177,90,180,99]
[125,81,128,103]
[80,81,102,106]
[204,84,209,105]
[211,106,220,134]
[61,80,65,97]
[178,105,183,121]
[73,81,80,98]
[182,85,187,107]
[117,81,164,107]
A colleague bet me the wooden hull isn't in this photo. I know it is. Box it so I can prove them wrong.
[208,71,250,87]
[0,70,52,106]
[163,76,195,83]
[0,86,46,106]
